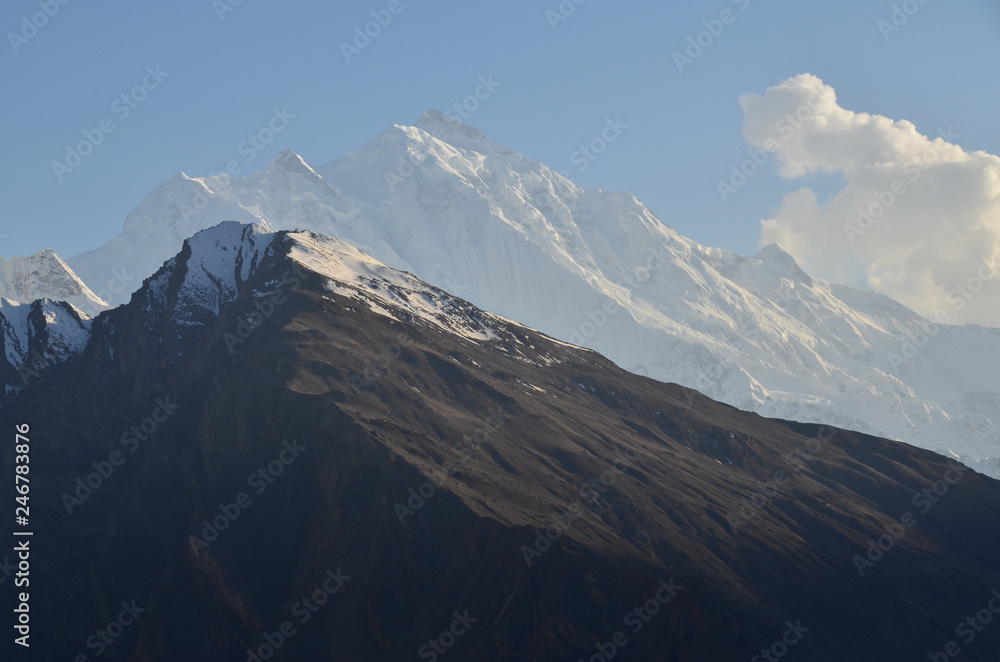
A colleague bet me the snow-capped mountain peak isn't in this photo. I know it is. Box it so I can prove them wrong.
[0,250,107,318]
[414,109,492,148]
[132,221,506,352]
[0,297,92,396]
[754,242,813,285]
[2,115,997,476]
[262,148,342,197]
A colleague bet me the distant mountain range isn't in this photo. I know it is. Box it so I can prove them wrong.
[0,249,106,316]
[1,111,997,477]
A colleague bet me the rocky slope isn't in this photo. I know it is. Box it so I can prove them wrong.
[2,223,999,660]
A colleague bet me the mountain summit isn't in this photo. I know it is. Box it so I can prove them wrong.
[2,115,997,476]
[4,222,999,659]
[0,249,106,316]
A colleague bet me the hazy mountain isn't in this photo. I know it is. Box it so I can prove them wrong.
[3,112,1000,476]
[0,249,106,316]
[3,112,997,476]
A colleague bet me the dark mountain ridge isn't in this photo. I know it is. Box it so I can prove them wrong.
[2,223,999,660]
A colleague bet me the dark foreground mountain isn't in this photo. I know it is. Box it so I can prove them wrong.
[2,223,999,661]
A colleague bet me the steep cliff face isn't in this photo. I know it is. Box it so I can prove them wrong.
[3,225,1000,661]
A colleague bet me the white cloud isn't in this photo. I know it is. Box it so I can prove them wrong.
[741,74,1000,327]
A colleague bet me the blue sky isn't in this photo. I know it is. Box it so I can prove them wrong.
[2,0,999,271]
